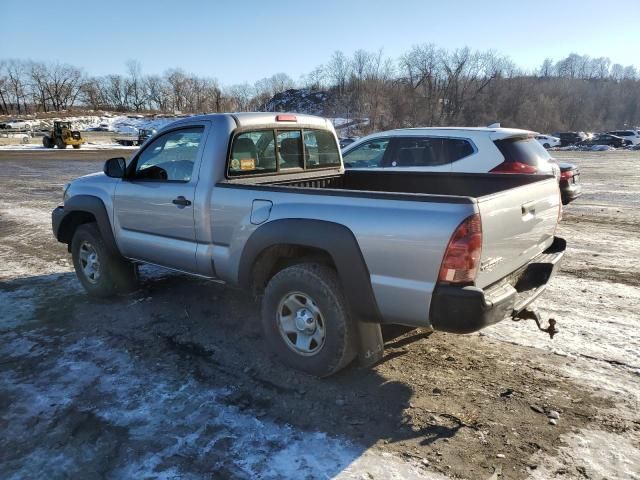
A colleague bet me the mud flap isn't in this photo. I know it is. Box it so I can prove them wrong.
[356,321,384,367]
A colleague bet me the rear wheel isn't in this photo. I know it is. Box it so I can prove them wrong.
[42,136,53,148]
[543,143,550,149]
[71,223,137,297]
[56,138,67,149]
[72,144,80,149]
[261,263,356,377]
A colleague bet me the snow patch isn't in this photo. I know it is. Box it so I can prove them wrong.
[529,429,640,480]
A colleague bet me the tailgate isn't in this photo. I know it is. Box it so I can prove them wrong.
[475,176,560,288]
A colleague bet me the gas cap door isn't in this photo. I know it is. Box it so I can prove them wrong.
[250,199,273,225]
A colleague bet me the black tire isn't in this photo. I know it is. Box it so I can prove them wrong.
[261,263,356,377]
[42,136,53,148]
[71,223,137,297]
[56,138,67,149]
[72,144,80,149]
[543,143,551,149]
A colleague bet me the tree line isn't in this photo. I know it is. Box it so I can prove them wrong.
[1,48,639,133]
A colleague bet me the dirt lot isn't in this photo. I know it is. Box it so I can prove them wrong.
[0,150,638,479]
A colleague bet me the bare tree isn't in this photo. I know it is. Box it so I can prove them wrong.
[126,60,147,112]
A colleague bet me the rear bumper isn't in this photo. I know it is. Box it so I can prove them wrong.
[429,236,566,333]
[560,181,582,204]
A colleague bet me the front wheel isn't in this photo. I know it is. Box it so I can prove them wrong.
[543,143,550,149]
[261,263,356,377]
[72,144,80,149]
[71,223,137,297]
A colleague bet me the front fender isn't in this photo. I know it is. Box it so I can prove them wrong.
[54,195,120,257]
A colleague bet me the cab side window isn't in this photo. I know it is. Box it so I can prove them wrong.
[342,139,390,168]
[389,137,474,167]
[133,127,203,181]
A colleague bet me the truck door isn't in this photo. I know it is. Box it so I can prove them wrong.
[113,125,207,272]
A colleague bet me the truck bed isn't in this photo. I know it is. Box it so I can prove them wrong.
[235,170,553,202]
[222,169,560,290]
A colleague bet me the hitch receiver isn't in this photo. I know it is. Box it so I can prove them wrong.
[513,308,558,339]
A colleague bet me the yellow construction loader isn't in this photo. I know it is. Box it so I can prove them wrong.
[42,121,85,149]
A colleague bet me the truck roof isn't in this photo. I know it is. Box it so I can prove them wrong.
[167,112,332,130]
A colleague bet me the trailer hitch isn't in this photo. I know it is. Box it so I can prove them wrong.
[512,308,558,339]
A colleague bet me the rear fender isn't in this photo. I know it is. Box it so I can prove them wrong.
[239,219,382,323]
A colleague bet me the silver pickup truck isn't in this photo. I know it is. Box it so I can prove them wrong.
[52,113,565,376]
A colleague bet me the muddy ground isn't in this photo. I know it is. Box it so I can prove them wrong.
[0,150,638,479]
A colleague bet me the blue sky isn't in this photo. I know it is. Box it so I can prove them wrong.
[3,0,639,84]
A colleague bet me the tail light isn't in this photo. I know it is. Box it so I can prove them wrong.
[490,161,538,174]
[560,170,574,181]
[438,214,483,284]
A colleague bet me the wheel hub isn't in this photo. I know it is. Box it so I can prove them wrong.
[295,308,317,334]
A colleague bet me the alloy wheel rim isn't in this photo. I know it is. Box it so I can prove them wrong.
[79,241,101,284]
[276,291,326,356]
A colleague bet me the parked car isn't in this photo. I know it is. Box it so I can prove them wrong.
[51,113,565,377]
[341,127,559,177]
[552,132,587,147]
[579,134,630,148]
[339,137,358,148]
[557,162,582,205]
[1,119,31,130]
[607,130,640,145]
[535,134,561,149]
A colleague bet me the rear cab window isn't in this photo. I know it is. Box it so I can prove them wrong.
[228,128,340,176]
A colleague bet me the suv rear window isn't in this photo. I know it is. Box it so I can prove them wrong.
[228,128,340,176]
[494,137,551,168]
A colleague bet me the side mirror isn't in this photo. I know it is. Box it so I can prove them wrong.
[104,157,126,178]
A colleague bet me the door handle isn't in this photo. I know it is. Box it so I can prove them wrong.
[172,196,192,207]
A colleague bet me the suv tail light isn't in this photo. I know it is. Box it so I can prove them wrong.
[490,161,538,174]
[438,214,483,284]
[560,170,574,181]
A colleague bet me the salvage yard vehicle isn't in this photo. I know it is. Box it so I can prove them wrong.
[42,121,85,149]
[607,130,640,145]
[579,133,630,148]
[552,131,588,146]
[558,162,582,205]
[115,128,157,146]
[52,113,565,377]
[535,134,561,149]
